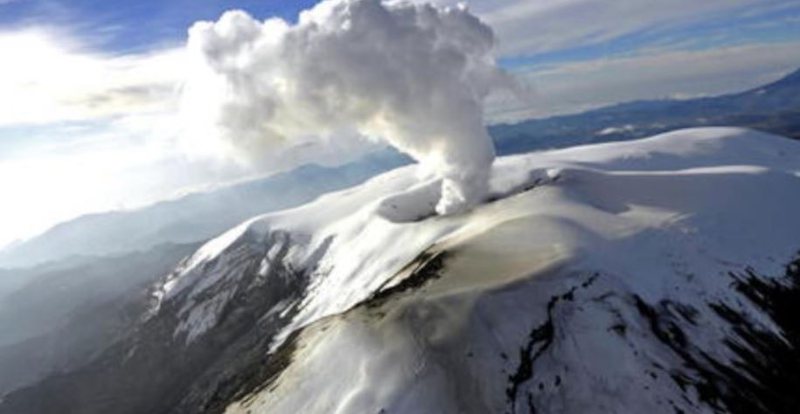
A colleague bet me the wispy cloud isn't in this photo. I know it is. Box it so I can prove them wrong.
[0,28,184,126]
[476,0,789,57]
[487,40,800,122]
[410,0,798,61]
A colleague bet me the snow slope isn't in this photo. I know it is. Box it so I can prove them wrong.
[152,127,800,413]
[3,127,798,414]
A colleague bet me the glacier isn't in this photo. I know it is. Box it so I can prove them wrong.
[160,127,800,413]
[2,127,799,414]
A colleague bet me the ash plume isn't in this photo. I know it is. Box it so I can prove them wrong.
[181,0,514,214]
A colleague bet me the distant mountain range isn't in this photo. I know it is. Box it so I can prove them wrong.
[0,241,201,396]
[0,152,409,269]
[1,67,798,269]
[490,67,800,153]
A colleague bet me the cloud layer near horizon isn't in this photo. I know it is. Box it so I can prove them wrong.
[181,0,513,214]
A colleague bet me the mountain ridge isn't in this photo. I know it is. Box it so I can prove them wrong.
[3,127,799,413]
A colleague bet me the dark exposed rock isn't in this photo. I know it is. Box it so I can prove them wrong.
[364,251,449,308]
[506,274,598,414]
[0,230,320,414]
[633,253,800,414]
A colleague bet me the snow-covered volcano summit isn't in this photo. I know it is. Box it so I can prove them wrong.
[3,127,799,414]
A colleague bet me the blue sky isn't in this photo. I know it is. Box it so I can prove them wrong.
[0,0,319,51]
[1,0,800,248]
[3,0,799,63]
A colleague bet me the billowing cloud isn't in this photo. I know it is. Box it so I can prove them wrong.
[181,0,514,214]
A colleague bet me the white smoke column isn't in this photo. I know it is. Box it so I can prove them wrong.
[181,0,513,214]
